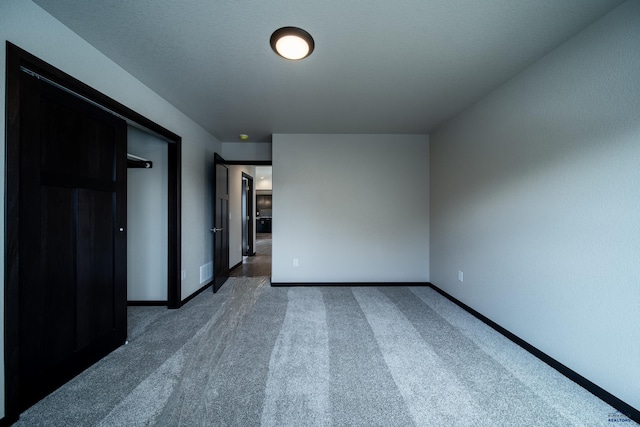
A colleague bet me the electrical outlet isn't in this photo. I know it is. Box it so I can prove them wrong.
[458,271,464,282]
[293,258,299,267]
[182,269,187,281]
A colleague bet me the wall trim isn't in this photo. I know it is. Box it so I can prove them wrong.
[427,282,639,424]
[0,415,18,427]
[127,301,167,306]
[271,282,430,287]
[229,261,243,272]
[179,282,212,307]
[225,160,272,166]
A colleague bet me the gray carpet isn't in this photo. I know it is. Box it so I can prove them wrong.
[15,278,635,426]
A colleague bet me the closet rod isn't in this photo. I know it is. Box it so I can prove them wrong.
[127,153,153,169]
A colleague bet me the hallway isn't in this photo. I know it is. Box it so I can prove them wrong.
[230,233,272,277]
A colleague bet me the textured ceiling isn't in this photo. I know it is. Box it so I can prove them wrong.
[33,0,623,143]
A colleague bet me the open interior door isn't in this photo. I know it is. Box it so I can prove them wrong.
[213,154,230,292]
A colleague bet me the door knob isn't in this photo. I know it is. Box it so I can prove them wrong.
[211,227,223,233]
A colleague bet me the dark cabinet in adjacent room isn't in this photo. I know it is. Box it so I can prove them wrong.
[256,195,272,211]
[257,217,272,233]
[256,194,272,233]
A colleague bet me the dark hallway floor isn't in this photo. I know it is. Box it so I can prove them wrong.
[229,233,272,277]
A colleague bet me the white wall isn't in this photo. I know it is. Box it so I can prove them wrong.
[430,0,640,410]
[127,127,169,301]
[272,134,429,283]
[228,165,257,268]
[0,0,222,417]
[222,142,272,161]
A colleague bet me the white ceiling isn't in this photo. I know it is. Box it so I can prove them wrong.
[255,166,273,190]
[33,0,624,143]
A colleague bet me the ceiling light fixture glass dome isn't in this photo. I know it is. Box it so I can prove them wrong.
[270,27,315,60]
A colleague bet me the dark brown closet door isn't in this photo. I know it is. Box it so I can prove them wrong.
[18,73,127,410]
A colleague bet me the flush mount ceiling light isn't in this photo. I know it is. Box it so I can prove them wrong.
[270,27,315,60]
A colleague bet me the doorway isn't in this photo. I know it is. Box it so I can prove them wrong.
[229,233,272,277]
[242,173,254,257]
[14,68,128,411]
[4,43,182,421]
[230,165,272,278]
